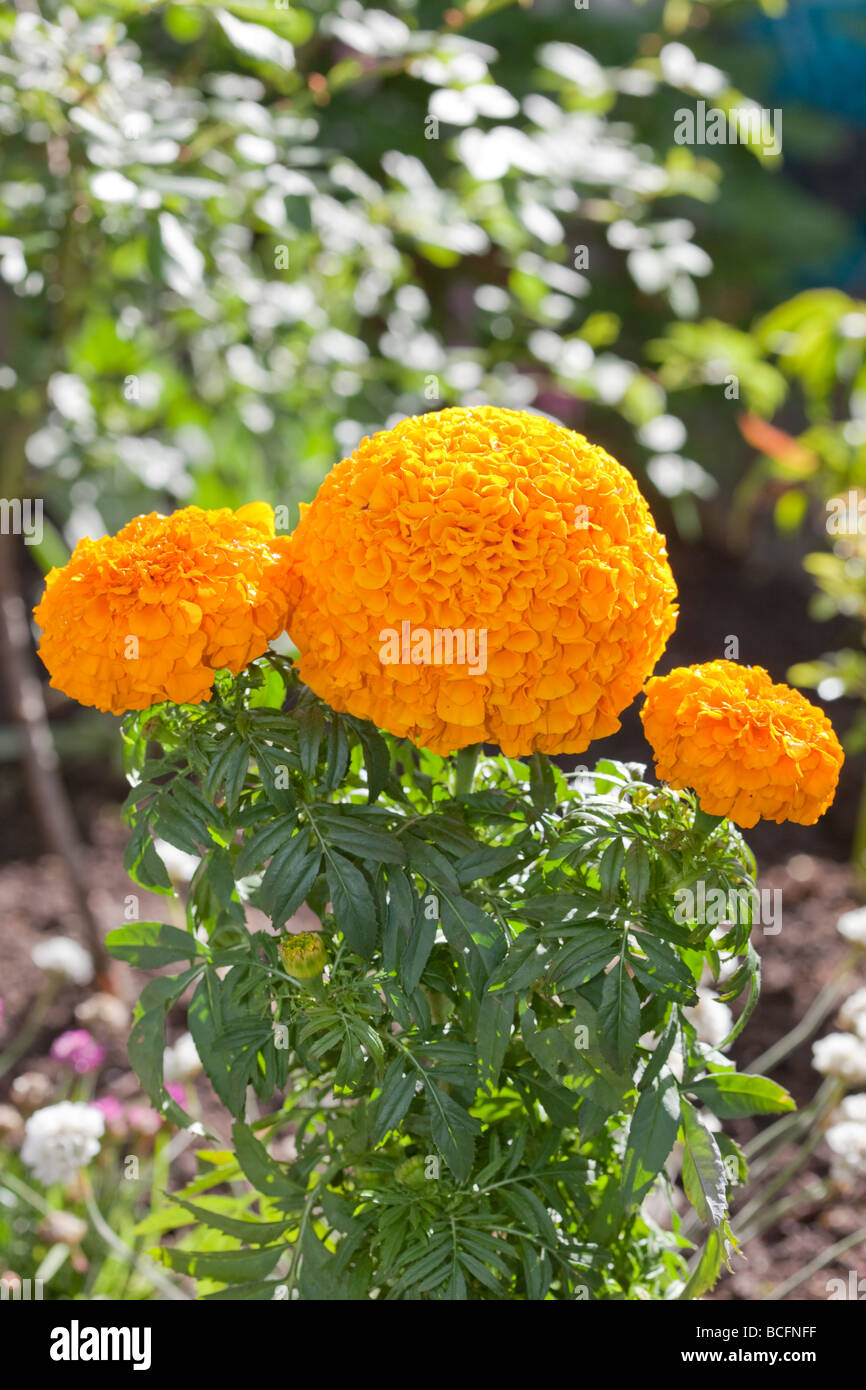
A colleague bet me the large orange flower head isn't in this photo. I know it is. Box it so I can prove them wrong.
[641,660,843,828]
[285,406,678,756]
[34,503,293,714]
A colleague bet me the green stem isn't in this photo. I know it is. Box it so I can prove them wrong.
[455,744,481,799]
[82,1189,191,1302]
[0,980,58,1080]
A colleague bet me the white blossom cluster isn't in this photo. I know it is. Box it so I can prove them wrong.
[20,1102,104,1185]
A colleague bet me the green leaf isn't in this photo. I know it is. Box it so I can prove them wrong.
[259,831,321,928]
[169,1195,290,1245]
[231,1121,305,1204]
[154,1243,283,1283]
[235,815,298,879]
[693,807,724,840]
[372,1058,416,1144]
[624,839,650,907]
[312,809,406,864]
[352,722,391,803]
[424,1083,478,1182]
[439,892,506,987]
[681,1098,728,1228]
[687,1072,795,1119]
[476,989,514,1089]
[106,922,203,968]
[400,907,437,994]
[678,1226,733,1300]
[528,751,556,813]
[621,1072,681,1207]
[598,953,641,1071]
[598,838,625,906]
[546,928,619,990]
[325,851,377,958]
[627,933,698,1001]
[638,1016,678,1092]
[187,972,235,1112]
[296,707,327,780]
[298,1224,350,1300]
[125,834,173,894]
[456,844,523,885]
[127,974,202,1128]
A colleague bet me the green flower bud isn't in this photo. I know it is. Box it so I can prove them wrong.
[279,931,328,980]
[395,1155,427,1189]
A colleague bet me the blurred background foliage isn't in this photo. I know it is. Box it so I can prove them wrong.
[2,0,866,824]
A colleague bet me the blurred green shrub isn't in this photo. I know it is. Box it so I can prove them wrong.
[0,0,853,560]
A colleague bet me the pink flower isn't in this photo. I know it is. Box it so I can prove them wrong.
[50,1029,106,1075]
[126,1104,162,1136]
[165,1082,187,1110]
[91,1096,125,1134]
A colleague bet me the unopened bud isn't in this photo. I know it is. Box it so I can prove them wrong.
[279,932,328,981]
[395,1155,427,1189]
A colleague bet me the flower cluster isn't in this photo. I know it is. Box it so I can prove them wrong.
[641,660,844,828]
[20,1101,104,1186]
[825,1094,866,1184]
[34,503,293,714]
[50,1029,106,1074]
[32,411,844,829]
[284,406,678,755]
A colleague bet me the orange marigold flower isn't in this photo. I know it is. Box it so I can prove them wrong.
[285,406,678,755]
[34,503,293,714]
[641,660,844,828]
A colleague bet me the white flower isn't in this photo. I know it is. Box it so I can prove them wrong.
[20,1102,104,1185]
[833,1093,866,1124]
[836,907,866,947]
[825,1121,866,1180]
[812,1033,866,1084]
[31,937,93,986]
[839,987,866,1041]
[163,1031,201,1083]
[684,990,733,1050]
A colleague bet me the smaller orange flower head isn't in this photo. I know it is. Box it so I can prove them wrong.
[641,660,844,828]
[286,406,678,756]
[34,503,293,714]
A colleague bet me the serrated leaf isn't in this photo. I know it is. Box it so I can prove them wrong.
[170,1195,290,1245]
[106,922,203,968]
[681,1098,728,1228]
[598,953,640,1071]
[598,838,625,906]
[326,851,377,958]
[372,1058,416,1144]
[154,1243,283,1283]
[231,1121,305,1204]
[687,1072,795,1119]
[236,815,298,879]
[621,1071,681,1206]
[546,929,619,990]
[624,839,650,906]
[425,1083,478,1182]
[476,989,513,1089]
